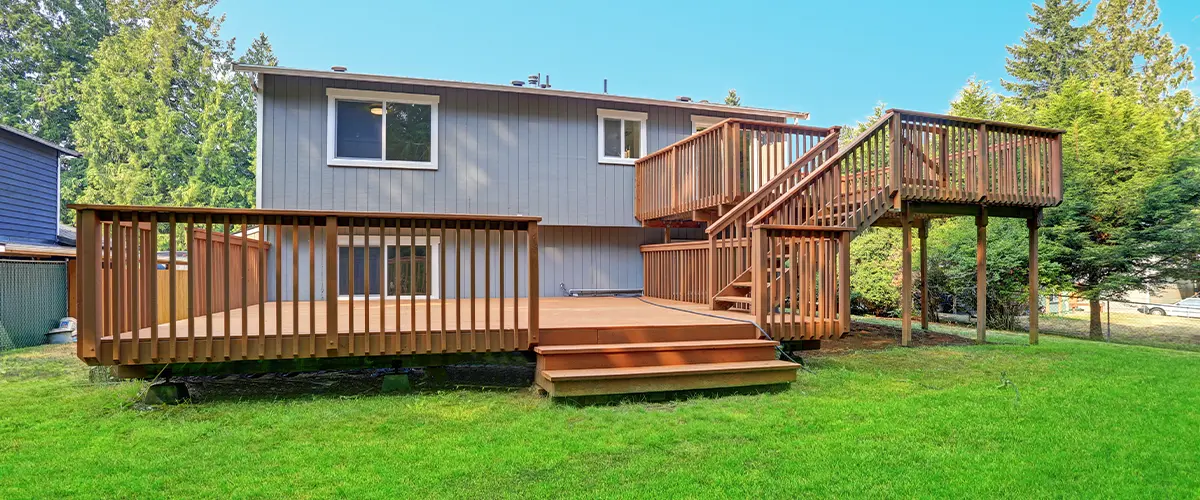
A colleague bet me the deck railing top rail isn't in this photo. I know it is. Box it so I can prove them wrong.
[888,109,1067,135]
[69,205,543,224]
[636,118,837,164]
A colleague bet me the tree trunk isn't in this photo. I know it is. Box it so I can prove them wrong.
[1089,298,1103,340]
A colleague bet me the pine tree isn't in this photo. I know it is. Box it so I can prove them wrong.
[0,0,113,145]
[65,0,276,218]
[1037,79,1200,338]
[1002,0,1091,103]
[1087,0,1194,114]
[724,89,741,106]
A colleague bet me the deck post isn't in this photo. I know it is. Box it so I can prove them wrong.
[324,215,339,353]
[751,226,769,335]
[919,220,929,331]
[900,209,912,346]
[1028,211,1041,345]
[527,221,540,345]
[77,209,101,362]
[976,208,988,344]
[889,111,902,208]
[708,237,718,309]
[839,231,851,336]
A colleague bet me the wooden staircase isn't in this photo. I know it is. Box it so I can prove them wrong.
[534,335,796,397]
[619,109,1065,397]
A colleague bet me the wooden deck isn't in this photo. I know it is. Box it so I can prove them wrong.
[97,297,758,365]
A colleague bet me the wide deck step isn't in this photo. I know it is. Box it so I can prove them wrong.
[714,296,752,305]
[536,339,779,371]
[537,360,799,397]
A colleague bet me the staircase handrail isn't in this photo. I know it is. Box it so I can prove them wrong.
[706,130,842,235]
[747,111,896,227]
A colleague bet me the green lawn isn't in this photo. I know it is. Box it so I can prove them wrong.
[3,333,1199,498]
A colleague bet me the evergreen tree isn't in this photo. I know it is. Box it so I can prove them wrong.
[1037,79,1200,337]
[0,0,113,145]
[724,89,741,106]
[1002,0,1091,103]
[1087,0,1194,115]
[65,0,276,218]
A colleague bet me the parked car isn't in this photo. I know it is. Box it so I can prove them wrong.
[1138,297,1200,318]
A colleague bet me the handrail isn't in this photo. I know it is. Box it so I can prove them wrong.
[707,131,841,234]
[888,109,1066,135]
[748,111,896,227]
[640,240,709,251]
[636,119,733,163]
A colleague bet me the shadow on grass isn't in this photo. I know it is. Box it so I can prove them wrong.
[552,383,791,407]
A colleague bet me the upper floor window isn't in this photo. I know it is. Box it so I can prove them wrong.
[326,88,439,170]
[597,109,648,165]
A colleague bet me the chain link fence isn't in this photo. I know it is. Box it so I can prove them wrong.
[0,260,68,351]
[1030,297,1200,351]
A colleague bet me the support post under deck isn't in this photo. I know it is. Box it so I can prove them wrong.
[1028,211,1041,345]
[919,220,929,331]
[901,209,913,346]
[976,209,988,344]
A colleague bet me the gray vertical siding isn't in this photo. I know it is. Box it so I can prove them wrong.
[267,225,702,301]
[258,74,782,226]
[0,132,60,245]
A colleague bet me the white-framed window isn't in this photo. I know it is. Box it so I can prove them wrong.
[326,88,440,170]
[690,115,724,133]
[336,233,440,299]
[597,109,648,165]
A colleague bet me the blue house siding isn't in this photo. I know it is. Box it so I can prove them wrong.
[258,74,784,227]
[0,131,60,245]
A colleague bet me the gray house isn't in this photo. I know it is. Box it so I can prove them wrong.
[234,64,806,300]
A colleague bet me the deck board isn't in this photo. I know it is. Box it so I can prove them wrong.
[104,297,752,341]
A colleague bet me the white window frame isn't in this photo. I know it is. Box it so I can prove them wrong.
[690,115,724,133]
[326,88,440,170]
[336,233,441,299]
[597,109,648,166]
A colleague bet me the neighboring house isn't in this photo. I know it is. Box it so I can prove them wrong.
[234,64,807,300]
[0,125,81,350]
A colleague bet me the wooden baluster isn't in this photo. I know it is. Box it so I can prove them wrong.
[167,214,177,361]
[468,220,475,352]
[223,216,232,360]
[291,217,300,358]
[484,223,491,351]
[362,218,370,356]
[241,215,249,360]
[378,218,386,354]
[425,220,432,353]
[258,216,267,359]
[309,220,316,356]
[499,222,505,349]
[411,218,418,352]
[443,221,449,352]
[274,218,282,358]
[128,211,139,364]
[348,218,356,354]
[147,213,158,362]
[455,221,462,352]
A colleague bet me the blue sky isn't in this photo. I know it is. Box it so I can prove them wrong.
[215,0,1198,126]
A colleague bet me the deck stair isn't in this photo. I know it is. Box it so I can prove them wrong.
[637,109,1064,349]
[534,335,797,397]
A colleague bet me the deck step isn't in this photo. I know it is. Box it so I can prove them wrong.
[731,281,752,287]
[537,360,799,397]
[714,296,752,305]
[536,339,779,371]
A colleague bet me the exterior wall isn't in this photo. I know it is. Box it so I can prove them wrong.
[258,74,783,227]
[266,225,702,301]
[0,132,60,245]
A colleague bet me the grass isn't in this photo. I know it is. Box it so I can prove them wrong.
[1038,312,1200,351]
[3,335,1200,498]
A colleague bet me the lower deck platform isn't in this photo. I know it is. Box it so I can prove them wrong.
[94,297,760,365]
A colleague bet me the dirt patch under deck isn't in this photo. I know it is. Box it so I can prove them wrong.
[802,321,975,356]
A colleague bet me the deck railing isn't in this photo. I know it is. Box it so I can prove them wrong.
[634,119,837,221]
[891,110,1063,207]
[641,241,709,304]
[73,205,540,366]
